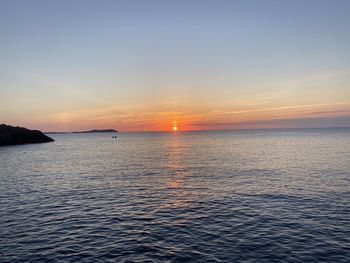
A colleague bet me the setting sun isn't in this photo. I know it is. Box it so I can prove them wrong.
[172,126,178,131]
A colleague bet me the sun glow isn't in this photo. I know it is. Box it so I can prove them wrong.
[172,121,178,131]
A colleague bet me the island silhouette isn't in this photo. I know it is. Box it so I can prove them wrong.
[0,124,118,146]
[0,124,54,146]
[45,129,118,134]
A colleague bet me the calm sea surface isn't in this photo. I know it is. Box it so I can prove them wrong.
[1,129,349,262]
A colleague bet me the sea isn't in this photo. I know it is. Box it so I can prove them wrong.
[0,129,349,262]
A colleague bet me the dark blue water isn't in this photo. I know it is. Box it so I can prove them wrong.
[1,129,350,262]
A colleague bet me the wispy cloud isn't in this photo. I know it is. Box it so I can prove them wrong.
[189,115,350,129]
[303,109,350,116]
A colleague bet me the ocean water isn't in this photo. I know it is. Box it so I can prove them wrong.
[0,129,349,262]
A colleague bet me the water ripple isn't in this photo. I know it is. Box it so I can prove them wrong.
[1,130,350,262]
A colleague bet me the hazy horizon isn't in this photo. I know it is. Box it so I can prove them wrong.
[40,125,350,134]
[1,0,350,132]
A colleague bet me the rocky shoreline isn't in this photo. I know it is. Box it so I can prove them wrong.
[0,124,54,146]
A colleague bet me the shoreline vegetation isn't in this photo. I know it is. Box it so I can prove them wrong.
[0,124,54,146]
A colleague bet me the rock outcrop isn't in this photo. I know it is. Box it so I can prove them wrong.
[0,124,54,146]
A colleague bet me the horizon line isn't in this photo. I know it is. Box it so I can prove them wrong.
[44,126,350,134]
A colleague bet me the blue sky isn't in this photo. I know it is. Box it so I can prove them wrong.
[1,0,350,131]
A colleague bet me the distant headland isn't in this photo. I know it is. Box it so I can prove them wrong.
[46,129,118,134]
[73,129,118,134]
[0,124,54,146]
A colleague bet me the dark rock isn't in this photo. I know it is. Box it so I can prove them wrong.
[0,124,54,146]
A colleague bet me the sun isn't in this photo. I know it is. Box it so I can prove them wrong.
[172,126,178,131]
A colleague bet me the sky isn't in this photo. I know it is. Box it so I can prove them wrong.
[1,0,350,132]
